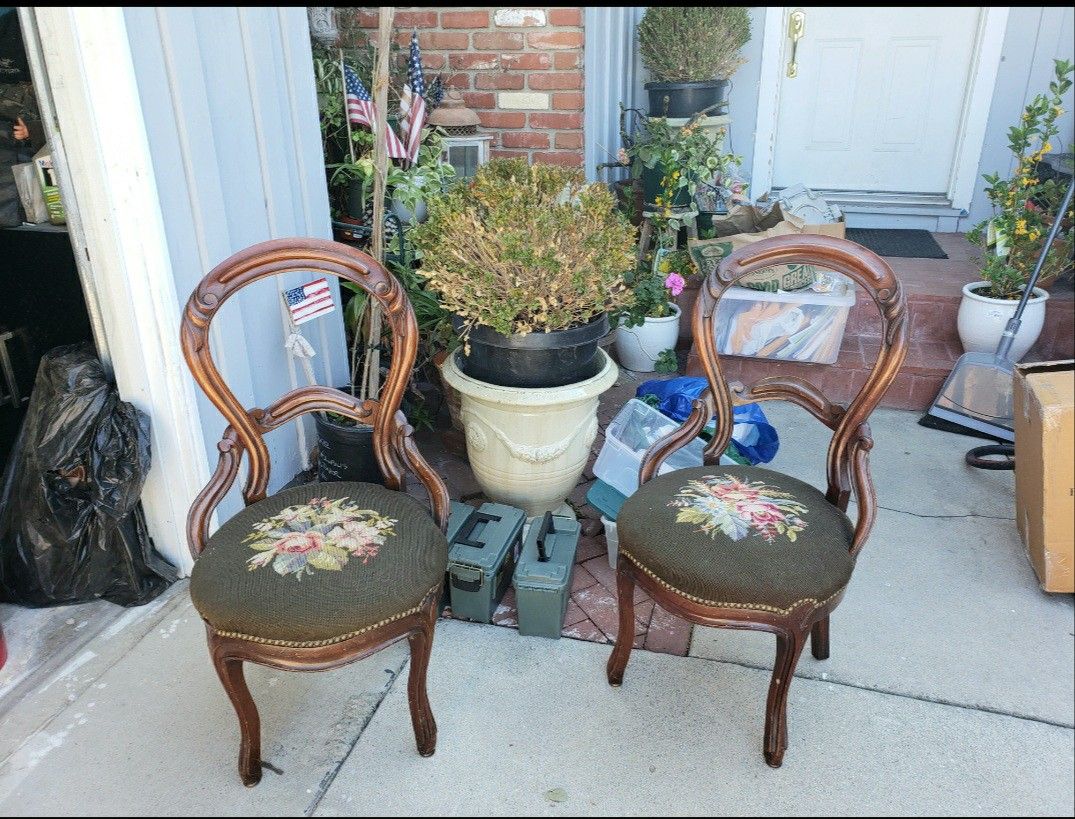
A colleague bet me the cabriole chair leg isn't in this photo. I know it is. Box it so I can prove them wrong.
[606,561,636,687]
[407,608,438,757]
[764,629,807,768]
[212,649,262,786]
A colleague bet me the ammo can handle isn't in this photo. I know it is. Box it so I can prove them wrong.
[535,512,555,562]
[455,510,500,549]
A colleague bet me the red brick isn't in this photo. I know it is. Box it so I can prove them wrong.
[502,131,550,149]
[440,10,490,28]
[528,72,583,90]
[555,130,584,149]
[501,52,551,70]
[473,31,524,50]
[549,8,583,26]
[461,91,496,110]
[552,91,584,110]
[554,52,582,69]
[533,150,584,167]
[405,31,469,50]
[492,148,532,161]
[440,72,470,89]
[479,110,526,128]
[529,112,583,129]
[394,11,439,28]
[420,53,446,70]
[450,52,500,70]
[528,31,584,49]
[475,72,525,90]
[353,10,378,28]
[643,604,692,656]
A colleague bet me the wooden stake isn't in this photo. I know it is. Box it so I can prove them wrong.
[363,6,393,402]
[339,47,356,165]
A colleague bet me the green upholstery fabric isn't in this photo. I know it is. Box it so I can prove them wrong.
[190,482,447,646]
[616,466,854,613]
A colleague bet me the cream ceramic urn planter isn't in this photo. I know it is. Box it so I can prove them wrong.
[441,349,619,517]
[957,282,1049,360]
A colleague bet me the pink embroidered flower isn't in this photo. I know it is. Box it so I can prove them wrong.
[272,531,324,554]
[665,272,686,297]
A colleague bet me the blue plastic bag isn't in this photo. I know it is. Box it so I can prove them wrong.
[636,377,779,465]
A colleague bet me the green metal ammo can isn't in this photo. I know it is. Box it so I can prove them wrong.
[446,501,525,623]
[513,512,581,638]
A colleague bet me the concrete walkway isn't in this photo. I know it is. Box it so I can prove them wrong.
[0,408,1071,815]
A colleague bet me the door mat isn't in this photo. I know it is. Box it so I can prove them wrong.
[847,228,948,259]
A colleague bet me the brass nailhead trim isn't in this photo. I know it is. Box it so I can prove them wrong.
[211,583,440,648]
[620,549,842,615]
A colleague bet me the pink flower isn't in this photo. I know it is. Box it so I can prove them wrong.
[665,272,686,297]
[272,531,324,555]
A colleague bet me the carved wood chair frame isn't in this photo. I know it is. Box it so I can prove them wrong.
[180,238,450,786]
[606,234,908,767]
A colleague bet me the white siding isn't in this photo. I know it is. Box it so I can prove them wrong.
[123,7,347,520]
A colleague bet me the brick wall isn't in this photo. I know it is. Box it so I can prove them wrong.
[352,7,585,167]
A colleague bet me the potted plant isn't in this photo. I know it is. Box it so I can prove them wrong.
[386,130,457,225]
[412,158,635,388]
[961,60,1073,359]
[414,159,634,516]
[614,251,688,372]
[627,115,741,218]
[638,7,751,119]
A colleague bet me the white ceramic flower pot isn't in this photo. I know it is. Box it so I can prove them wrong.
[957,282,1049,360]
[614,303,681,372]
[391,197,427,225]
[441,348,619,517]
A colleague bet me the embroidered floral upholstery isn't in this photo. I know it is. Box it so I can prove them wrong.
[190,482,447,646]
[616,466,854,612]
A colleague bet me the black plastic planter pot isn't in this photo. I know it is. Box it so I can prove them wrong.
[642,164,693,210]
[314,397,385,483]
[645,80,729,119]
[453,313,610,388]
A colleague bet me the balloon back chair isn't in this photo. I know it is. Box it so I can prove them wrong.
[180,239,450,786]
[607,234,907,767]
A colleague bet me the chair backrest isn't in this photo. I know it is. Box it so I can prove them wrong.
[180,238,419,509]
[692,234,908,512]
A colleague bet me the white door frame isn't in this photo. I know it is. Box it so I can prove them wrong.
[750,6,1010,213]
[21,7,210,574]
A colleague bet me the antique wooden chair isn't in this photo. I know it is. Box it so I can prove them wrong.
[180,239,450,786]
[607,234,907,767]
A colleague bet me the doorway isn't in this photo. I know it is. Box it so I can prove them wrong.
[751,7,1009,212]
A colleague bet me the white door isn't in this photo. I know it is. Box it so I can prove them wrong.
[772,7,981,196]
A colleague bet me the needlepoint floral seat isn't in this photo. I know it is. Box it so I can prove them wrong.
[190,482,447,647]
[615,467,855,613]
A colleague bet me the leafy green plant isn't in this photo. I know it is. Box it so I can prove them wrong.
[627,115,742,237]
[654,349,679,374]
[411,159,635,339]
[617,249,695,328]
[966,59,1074,299]
[638,7,751,83]
[386,130,457,222]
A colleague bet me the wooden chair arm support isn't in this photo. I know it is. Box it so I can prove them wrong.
[639,392,715,485]
[848,427,876,559]
[391,410,450,533]
[187,430,244,559]
[731,376,847,431]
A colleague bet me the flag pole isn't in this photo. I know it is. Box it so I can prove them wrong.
[362,6,394,402]
[339,47,356,165]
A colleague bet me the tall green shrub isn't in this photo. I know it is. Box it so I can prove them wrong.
[638,7,751,83]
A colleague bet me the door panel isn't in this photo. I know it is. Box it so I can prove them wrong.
[773,7,980,194]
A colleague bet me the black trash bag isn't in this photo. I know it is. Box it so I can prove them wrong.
[0,344,175,606]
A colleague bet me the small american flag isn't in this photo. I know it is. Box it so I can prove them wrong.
[284,279,335,326]
[399,29,428,164]
[343,63,407,159]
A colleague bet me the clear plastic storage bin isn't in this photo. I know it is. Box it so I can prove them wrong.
[713,277,856,364]
[594,399,731,498]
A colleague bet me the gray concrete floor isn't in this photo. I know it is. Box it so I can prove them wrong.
[0,407,1071,816]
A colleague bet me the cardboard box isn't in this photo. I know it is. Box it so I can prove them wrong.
[1014,361,1074,593]
[689,203,846,292]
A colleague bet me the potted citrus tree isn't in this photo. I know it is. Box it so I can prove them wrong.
[638,7,751,119]
[413,159,635,516]
[962,59,1073,359]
